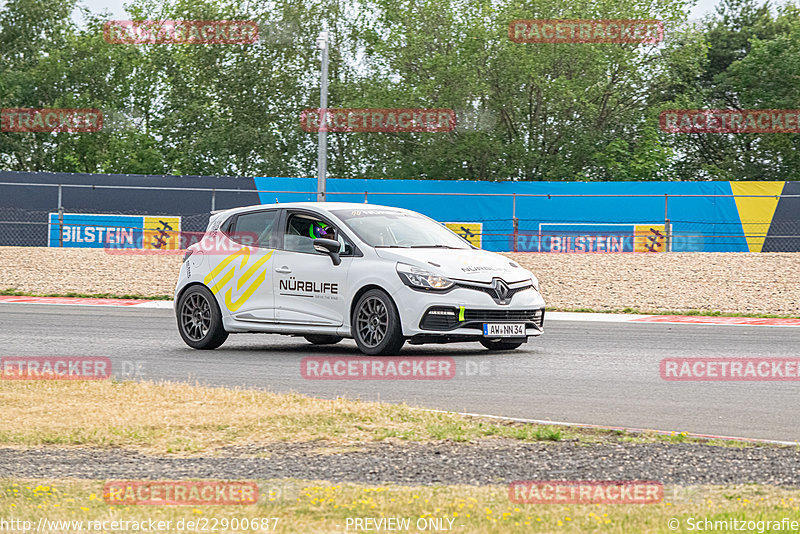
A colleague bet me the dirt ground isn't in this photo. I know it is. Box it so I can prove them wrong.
[0,247,798,315]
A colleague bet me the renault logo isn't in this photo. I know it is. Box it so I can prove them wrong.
[491,278,510,303]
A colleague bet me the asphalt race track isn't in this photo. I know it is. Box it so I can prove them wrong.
[1,303,798,442]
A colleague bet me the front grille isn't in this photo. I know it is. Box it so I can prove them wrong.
[456,279,533,304]
[420,307,545,331]
[468,285,530,300]
[464,308,544,326]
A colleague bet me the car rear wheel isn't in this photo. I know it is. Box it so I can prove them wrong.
[177,285,228,350]
[304,334,343,345]
[479,338,525,351]
[352,289,404,355]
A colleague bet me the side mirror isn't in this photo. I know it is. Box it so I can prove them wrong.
[313,238,341,266]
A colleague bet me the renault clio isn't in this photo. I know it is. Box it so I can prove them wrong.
[175,203,545,355]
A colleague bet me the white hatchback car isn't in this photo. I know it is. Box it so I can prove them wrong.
[175,202,545,355]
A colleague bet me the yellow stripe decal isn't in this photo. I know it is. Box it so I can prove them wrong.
[204,247,250,286]
[226,272,266,312]
[236,250,273,291]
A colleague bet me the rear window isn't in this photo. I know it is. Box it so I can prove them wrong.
[226,210,278,248]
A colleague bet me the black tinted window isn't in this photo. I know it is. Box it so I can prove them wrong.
[229,210,277,247]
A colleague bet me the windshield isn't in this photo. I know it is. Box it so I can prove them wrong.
[332,209,472,249]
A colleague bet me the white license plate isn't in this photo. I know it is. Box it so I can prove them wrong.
[483,323,526,337]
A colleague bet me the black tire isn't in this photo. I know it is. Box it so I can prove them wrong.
[176,285,229,350]
[352,289,405,355]
[304,334,344,345]
[479,338,525,351]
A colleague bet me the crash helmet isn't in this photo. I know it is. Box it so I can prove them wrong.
[309,221,331,239]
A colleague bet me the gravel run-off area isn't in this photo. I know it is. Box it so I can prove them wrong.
[1,441,799,486]
[1,247,798,315]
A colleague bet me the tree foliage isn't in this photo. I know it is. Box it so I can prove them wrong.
[0,0,798,180]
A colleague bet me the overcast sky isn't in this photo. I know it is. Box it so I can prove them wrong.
[77,0,722,24]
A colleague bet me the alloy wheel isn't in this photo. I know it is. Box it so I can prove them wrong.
[180,293,211,341]
[356,296,389,348]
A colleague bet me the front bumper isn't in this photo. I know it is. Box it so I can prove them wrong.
[392,284,546,338]
[420,306,544,332]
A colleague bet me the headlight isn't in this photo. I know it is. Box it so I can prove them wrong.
[397,263,454,290]
[529,274,540,292]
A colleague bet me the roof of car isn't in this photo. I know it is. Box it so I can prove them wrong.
[212,202,410,217]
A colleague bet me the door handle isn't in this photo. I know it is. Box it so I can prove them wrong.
[276,266,292,274]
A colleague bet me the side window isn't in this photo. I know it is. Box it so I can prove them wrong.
[284,214,328,254]
[338,233,355,256]
[227,210,277,248]
[283,213,355,255]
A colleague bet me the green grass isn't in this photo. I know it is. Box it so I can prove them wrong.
[2,288,796,318]
[0,288,172,300]
[2,288,796,317]
[550,306,800,319]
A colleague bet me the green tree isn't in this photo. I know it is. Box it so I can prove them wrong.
[0,0,76,170]
[659,0,800,180]
[319,0,693,180]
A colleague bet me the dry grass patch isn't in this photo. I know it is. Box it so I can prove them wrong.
[2,479,799,533]
[0,380,578,454]
[0,380,775,455]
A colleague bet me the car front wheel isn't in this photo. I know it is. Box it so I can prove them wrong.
[177,285,229,350]
[352,289,404,355]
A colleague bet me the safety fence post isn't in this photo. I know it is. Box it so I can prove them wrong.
[57,184,64,248]
[664,194,671,252]
[512,193,518,252]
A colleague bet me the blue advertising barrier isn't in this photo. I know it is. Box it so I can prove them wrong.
[252,177,748,252]
[47,213,182,249]
[2,171,794,252]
